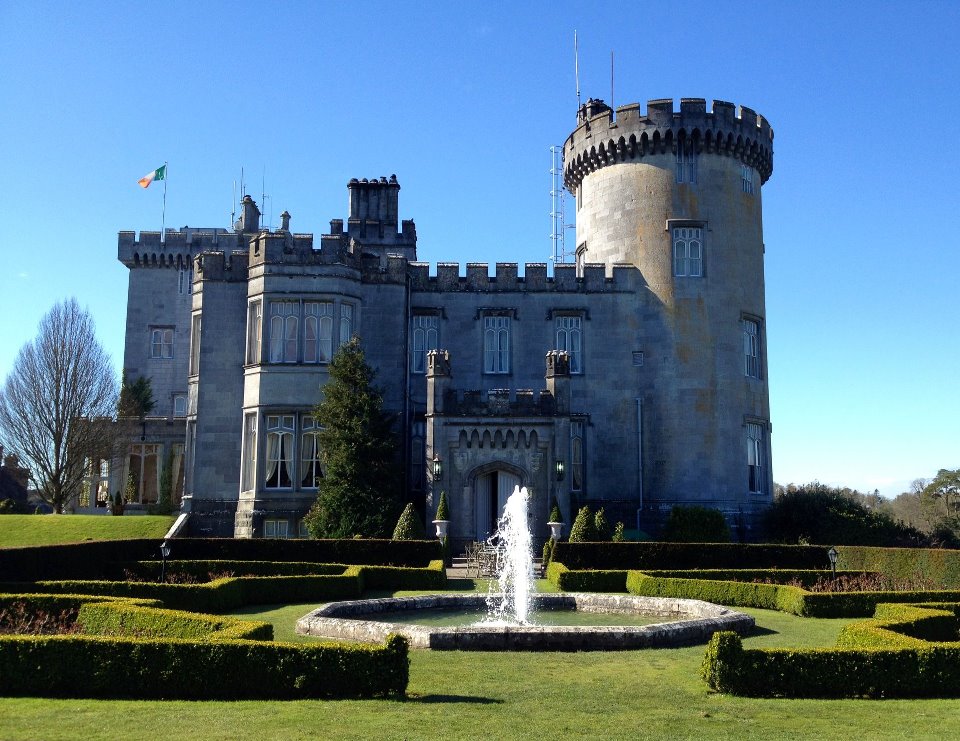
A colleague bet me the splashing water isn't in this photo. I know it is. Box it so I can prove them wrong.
[484,485,536,625]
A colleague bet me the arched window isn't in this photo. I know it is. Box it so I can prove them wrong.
[483,316,510,374]
[673,227,703,277]
[411,315,439,373]
[265,415,295,489]
[555,316,583,374]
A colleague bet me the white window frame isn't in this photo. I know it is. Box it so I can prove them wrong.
[303,301,334,364]
[743,317,761,379]
[189,314,201,375]
[555,316,583,374]
[673,227,703,278]
[747,421,766,494]
[246,300,262,365]
[483,316,511,374]
[241,412,257,492]
[411,315,439,374]
[741,164,755,195]
[676,140,698,184]
[300,415,323,489]
[269,301,299,363]
[339,303,354,347]
[264,414,295,489]
[173,394,187,418]
[150,327,173,359]
[263,519,290,539]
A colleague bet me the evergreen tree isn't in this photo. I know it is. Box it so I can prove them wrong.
[568,505,598,542]
[594,507,611,541]
[435,490,450,520]
[303,338,402,538]
[392,502,426,540]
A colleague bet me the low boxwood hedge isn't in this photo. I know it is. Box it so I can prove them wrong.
[838,546,960,589]
[124,560,348,580]
[0,538,443,582]
[552,542,829,570]
[701,630,960,698]
[0,633,409,699]
[544,562,628,592]
[837,602,960,648]
[625,570,960,618]
[77,601,273,641]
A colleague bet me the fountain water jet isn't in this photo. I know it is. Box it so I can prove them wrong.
[485,485,535,625]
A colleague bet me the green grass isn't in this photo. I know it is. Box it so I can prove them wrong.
[3,586,960,739]
[0,514,175,547]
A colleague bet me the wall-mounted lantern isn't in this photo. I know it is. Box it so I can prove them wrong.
[555,459,565,482]
[432,455,443,481]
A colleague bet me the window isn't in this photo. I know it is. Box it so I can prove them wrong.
[263,519,289,538]
[571,420,584,492]
[304,301,334,363]
[173,394,187,417]
[80,458,110,508]
[189,314,201,375]
[575,242,587,278]
[411,315,439,374]
[150,328,173,359]
[298,519,310,538]
[741,164,755,194]
[170,443,185,506]
[178,268,192,295]
[483,316,511,374]
[242,413,257,492]
[246,300,262,365]
[747,422,766,494]
[265,414,295,489]
[127,443,160,504]
[300,415,323,488]
[743,318,761,378]
[340,304,354,347]
[676,141,698,184]
[555,316,583,374]
[269,301,299,363]
[410,420,426,491]
[632,351,645,367]
[673,227,703,277]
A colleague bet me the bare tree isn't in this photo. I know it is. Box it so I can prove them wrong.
[0,299,118,513]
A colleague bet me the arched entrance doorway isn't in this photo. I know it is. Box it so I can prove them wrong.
[474,468,522,541]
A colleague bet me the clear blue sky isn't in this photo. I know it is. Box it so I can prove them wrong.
[1,1,957,497]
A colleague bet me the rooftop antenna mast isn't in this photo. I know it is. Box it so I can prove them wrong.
[549,145,569,265]
[574,30,581,109]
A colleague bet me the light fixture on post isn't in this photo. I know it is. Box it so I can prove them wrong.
[555,459,565,482]
[159,540,171,583]
[827,546,838,580]
[432,454,443,481]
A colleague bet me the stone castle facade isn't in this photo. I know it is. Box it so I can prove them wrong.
[110,97,775,544]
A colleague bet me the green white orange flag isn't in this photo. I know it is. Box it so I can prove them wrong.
[138,164,166,188]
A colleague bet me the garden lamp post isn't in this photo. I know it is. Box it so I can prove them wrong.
[160,540,171,583]
[827,546,838,579]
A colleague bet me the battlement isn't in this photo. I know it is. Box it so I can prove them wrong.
[564,97,774,192]
[407,262,640,293]
[194,250,250,282]
[442,387,558,417]
[118,229,243,268]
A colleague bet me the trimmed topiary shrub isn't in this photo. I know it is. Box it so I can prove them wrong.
[551,542,830,571]
[568,506,597,543]
[542,538,554,568]
[594,508,611,541]
[392,503,426,540]
[663,505,731,543]
[548,498,563,524]
[612,522,625,543]
[435,491,450,521]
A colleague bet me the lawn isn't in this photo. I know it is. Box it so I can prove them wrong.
[0,514,175,547]
[2,584,959,739]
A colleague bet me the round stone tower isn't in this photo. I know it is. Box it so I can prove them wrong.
[564,97,775,527]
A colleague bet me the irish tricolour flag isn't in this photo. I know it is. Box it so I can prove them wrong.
[138,164,166,189]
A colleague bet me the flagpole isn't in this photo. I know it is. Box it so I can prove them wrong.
[161,161,168,244]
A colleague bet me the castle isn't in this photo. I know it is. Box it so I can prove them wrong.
[105,96,775,544]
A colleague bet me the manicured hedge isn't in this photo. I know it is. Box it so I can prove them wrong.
[639,569,853,587]
[702,630,960,698]
[0,633,409,699]
[544,562,628,592]
[357,560,447,591]
[625,570,960,618]
[552,542,830,570]
[0,538,443,582]
[837,603,960,648]
[77,601,273,641]
[838,546,960,589]
[125,560,348,580]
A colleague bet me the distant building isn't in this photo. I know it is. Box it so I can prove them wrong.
[110,97,775,543]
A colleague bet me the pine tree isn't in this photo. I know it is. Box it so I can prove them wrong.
[303,338,402,538]
[568,505,597,542]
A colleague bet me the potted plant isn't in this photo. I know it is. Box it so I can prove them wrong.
[547,497,564,540]
[432,491,450,539]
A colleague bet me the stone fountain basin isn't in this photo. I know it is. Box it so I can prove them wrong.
[296,593,754,651]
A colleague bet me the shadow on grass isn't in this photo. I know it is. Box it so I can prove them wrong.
[408,694,503,705]
[747,625,778,637]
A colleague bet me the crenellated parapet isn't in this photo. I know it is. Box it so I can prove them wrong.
[407,262,641,293]
[118,229,243,269]
[563,97,774,193]
[193,250,250,282]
